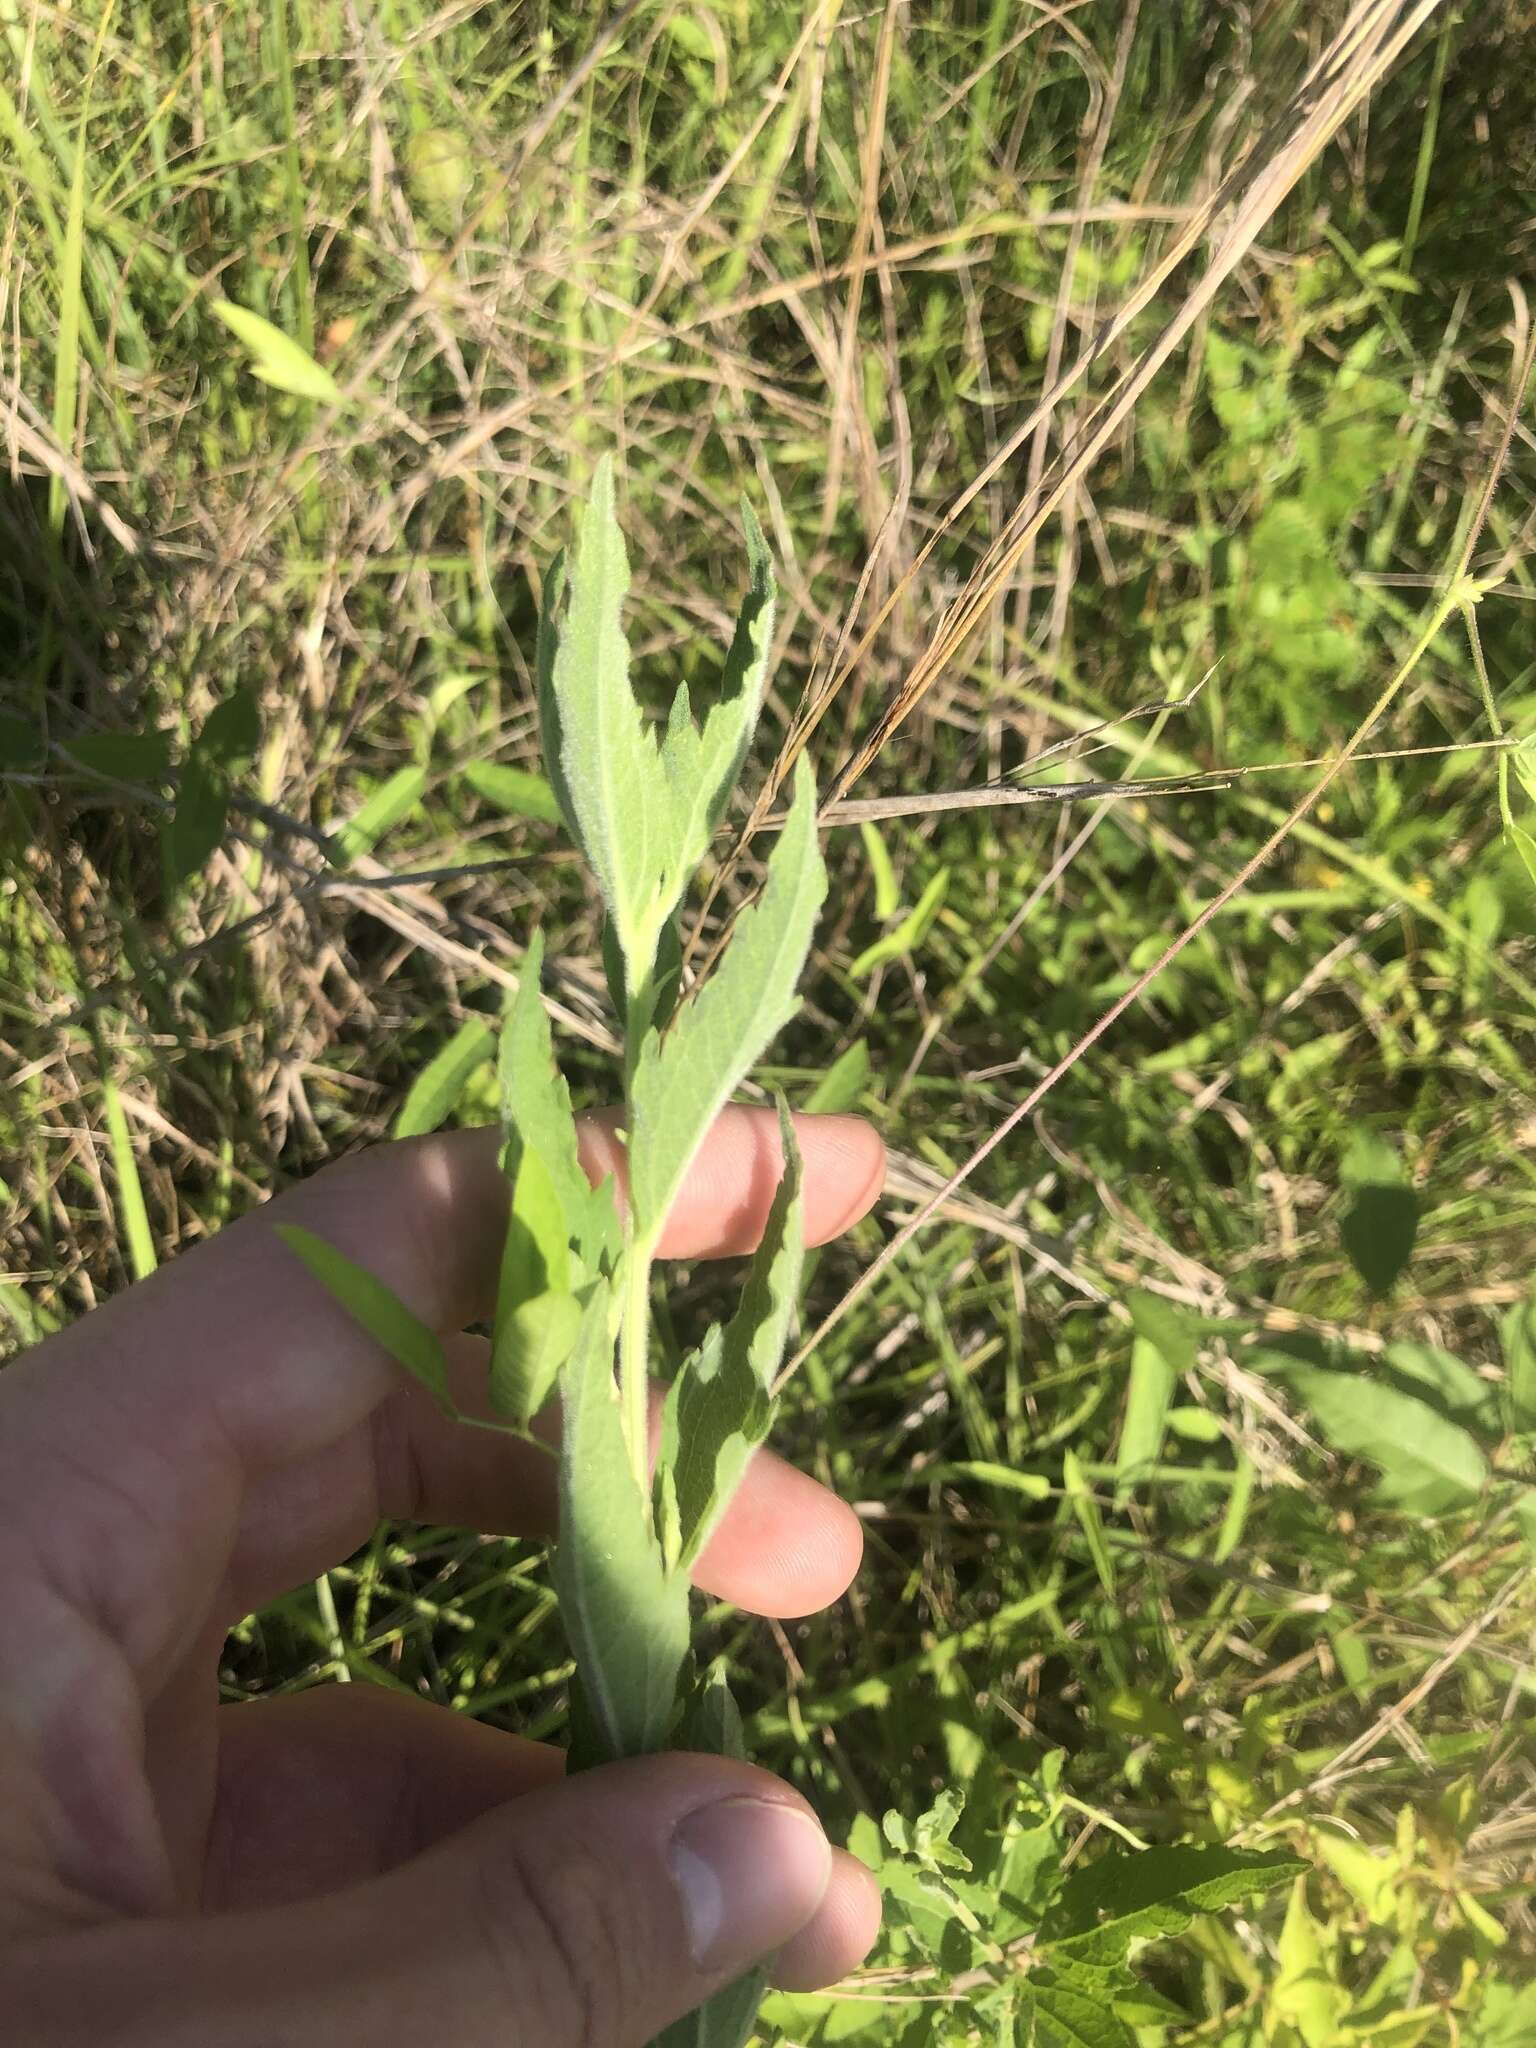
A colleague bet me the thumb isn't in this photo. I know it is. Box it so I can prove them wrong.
[4,1755,837,2047]
[354,1751,838,2045]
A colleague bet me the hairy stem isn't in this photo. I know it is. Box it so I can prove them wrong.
[619,1232,654,1495]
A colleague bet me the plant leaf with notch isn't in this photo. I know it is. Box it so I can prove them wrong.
[665,1106,803,1567]
[1044,1843,1306,1955]
[497,931,592,1239]
[546,457,662,976]
[554,1282,690,1761]
[275,1223,454,1414]
[394,1015,495,1138]
[628,757,825,1246]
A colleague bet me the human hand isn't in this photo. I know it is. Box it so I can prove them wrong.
[0,1106,885,2044]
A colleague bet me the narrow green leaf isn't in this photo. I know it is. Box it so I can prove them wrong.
[629,757,825,1245]
[489,1288,583,1426]
[275,1223,454,1414]
[393,1015,495,1138]
[63,731,174,781]
[803,1038,870,1115]
[463,759,562,826]
[1288,1364,1487,1512]
[498,1140,572,1307]
[1338,1128,1417,1295]
[1212,1448,1254,1564]
[952,1461,1053,1501]
[335,765,427,861]
[667,1108,803,1567]
[497,931,592,1237]
[657,502,777,917]
[1062,1447,1115,1594]
[1115,1337,1176,1498]
[548,457,662,970]
[199,687,261,770]
[849,865,949,978]
[1500,1286,1536,1427]
[100,1074,156,1280]
[554,1283,690,1760]
[211,297,344,403]
[164,750,229,886]
[534,547,576,840]
[860,819,899,920]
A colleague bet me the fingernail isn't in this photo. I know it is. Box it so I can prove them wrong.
[669,1797,832,1977]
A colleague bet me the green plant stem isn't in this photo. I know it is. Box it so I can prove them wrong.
[620,1233,655,1495]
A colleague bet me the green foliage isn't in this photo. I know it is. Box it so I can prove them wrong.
[393,1015,495,1138]
[12,9,1536,2043]
[211,296,344,402]
[1338,1129,1418,1297]
[275,1223,454,1415]
[555,1282,691,1762]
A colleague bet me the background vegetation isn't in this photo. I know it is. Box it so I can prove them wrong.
[5,1,1536,2040]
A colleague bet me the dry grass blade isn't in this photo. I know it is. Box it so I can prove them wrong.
[714,0,1449,885]
[777,322,1536,1395]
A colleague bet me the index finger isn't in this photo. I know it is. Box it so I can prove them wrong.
[7,1108,883,1484]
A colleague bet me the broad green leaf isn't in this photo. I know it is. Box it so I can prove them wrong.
[463,759,561,826]
[0,712,46,770]
[1288,1363,1487,1512]
[497,931,590,1222]
[666,1109,803,1567]
[1500,1286,1536,1427]
[275,1223,453,1414]
[1115,1336,1176,1497]
[1338,1128,1416,1295]
[1026,1978,1136,2048]
[1045,1843,1306,1954]
[546,457,663,975]
[1272,1876,1348,2048]
[63,730,173,781]
[199,687,261,769]
[554,1283,689,1760]
[1381,1340,1498,1430]
[489,1288,583,1425]
[1125,1288,1198,1373]
[164,750,229,886]
[803,1038,870,1115]
[860,819,899,920]
[211,297,344,403]
[849,865,949,977]
[393,1015,495,1137]
[629,757,825,1245]
[335,765,427,861]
